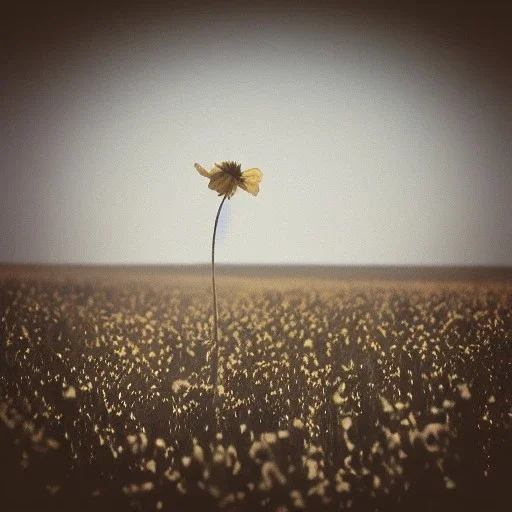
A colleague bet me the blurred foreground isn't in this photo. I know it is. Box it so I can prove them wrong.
[0,266,511,511]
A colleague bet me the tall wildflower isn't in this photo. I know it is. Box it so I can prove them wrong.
[194,161,263,413]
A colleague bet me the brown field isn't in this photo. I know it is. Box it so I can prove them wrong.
[0,266,511,511]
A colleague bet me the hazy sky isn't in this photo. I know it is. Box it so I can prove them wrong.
[2,1,511,265]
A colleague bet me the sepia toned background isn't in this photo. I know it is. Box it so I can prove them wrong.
[1,0,511,265]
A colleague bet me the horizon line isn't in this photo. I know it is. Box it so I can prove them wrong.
[1,262,511,269]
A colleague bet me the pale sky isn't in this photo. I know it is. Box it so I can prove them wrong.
[2,3,511,265]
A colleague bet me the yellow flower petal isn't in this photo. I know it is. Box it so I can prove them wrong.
[240,169,263,196]
[194,163,210,178]
[241,169,263,182]
[208,173,226,191]
[209,174,238,197]
[239,181,259,196]
[210,164,224,176]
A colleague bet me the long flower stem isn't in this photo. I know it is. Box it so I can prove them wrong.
[211,194,227,393]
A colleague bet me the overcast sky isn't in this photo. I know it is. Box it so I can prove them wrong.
[1,1,511,265]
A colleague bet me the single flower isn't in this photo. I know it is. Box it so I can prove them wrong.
[193,159,263,431]
[194,161,263,198]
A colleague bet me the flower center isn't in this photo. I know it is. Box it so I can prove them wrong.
[218,161,242,179]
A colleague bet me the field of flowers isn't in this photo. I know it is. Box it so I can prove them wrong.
[0,267,510,511]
